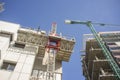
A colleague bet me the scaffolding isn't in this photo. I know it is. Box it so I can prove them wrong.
[16,24,75,80]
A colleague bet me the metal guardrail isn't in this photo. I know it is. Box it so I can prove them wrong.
[20,26,75,42]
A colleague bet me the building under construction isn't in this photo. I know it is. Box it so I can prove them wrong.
[82,32,120,80]
[0,21,75,80]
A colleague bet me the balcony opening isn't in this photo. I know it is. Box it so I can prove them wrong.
[14,42,25,48]
[1,61,16,71]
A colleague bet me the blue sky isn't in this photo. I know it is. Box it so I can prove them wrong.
[1,0,120,80]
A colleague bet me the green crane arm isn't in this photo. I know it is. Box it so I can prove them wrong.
[65,20,120,79]
[86,22,120,80]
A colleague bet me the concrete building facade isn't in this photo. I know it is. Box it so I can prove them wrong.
[82,32,120,80]
[0,21,75,80]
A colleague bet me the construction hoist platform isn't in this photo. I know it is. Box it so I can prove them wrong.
[45,22,60,80]
[65,20,120,80]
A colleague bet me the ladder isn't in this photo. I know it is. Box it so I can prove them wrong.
[46,48,56,80]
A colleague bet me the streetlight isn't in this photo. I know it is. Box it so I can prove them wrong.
[64,19,120,80]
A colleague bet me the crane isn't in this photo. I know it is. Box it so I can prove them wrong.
[0,2,5,12]
[0,2,4,12]
[65,20,120,80]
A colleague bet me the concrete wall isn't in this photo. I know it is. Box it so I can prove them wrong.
[32,57,62,80]
[0,21,62,80]
[0,70,12,80]
[0,36,10,59]
[0,36,10,68]
[0,21,20,80]
[0,20,20,41]
[0,48,36,80]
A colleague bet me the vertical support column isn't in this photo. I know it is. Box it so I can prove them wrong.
[0,50,1,60]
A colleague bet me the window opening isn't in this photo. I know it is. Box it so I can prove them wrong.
[14,42,25,48]
[1,61,16,71]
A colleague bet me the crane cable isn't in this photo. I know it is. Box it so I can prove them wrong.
[92,22,120,27]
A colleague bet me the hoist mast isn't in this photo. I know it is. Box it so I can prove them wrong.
[44,22,60,80]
